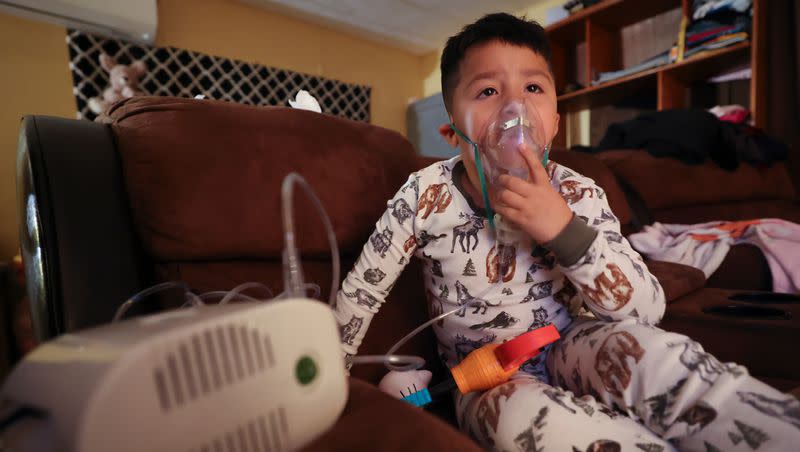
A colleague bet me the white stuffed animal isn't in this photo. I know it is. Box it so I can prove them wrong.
[378,369,433,399]
[88,53,147,115]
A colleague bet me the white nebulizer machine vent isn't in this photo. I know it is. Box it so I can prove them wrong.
[146,321,315,452]
[152,324,276,412]
[189,406,289,452]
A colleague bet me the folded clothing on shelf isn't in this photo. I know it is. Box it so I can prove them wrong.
[692,0,752,21]
[592,50,671,85]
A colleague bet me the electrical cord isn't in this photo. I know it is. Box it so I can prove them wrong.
[0,406,45,434]
[113,281,200,322]
[280,173,339,307]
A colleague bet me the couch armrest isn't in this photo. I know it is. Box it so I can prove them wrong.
[645,260,705,302]
[18,116,151,342]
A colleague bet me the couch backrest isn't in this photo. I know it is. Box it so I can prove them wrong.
[549,149,634,231]
[107,96,439,383]
[107,97,422,260]
[597,150,799,225]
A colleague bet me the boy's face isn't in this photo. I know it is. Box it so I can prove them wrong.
[440,40,559,199]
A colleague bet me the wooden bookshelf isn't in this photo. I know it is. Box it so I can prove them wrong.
[547,0,683,43]
[546,0,766,147]
[558,42,751,110]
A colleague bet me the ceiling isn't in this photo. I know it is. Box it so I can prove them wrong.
[240,0,541,54]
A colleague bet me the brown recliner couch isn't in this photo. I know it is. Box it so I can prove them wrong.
[15,96,797,451]
[596,150,800,291]
[17,98,481,451]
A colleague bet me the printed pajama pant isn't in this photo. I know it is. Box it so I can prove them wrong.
[456,318,800,451]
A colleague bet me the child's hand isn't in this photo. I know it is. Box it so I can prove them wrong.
[492,145,573,243]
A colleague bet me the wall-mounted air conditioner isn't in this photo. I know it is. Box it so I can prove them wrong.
[0,0,157,44]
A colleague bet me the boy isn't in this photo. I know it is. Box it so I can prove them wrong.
[335,13,798,451]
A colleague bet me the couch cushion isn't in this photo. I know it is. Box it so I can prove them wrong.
[107,96,418,260]
[652,199,800,225]
[597,150,796,211]
[644,260,705,302]
[706,244,773,291]
[302,378,481,451]
[550,150,633,230]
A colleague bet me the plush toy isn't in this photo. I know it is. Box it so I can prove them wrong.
[378,369,433,399]
[88,53,147,115]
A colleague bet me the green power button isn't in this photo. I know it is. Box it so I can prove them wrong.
[295,356,317,385]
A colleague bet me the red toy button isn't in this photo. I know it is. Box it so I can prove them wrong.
[494,324,560,371]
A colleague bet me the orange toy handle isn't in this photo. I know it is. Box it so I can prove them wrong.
[451,343,517,394]
[450,325,561,394]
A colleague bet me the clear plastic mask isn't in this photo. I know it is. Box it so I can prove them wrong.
[475,100,548,190]
[450,100,550,242]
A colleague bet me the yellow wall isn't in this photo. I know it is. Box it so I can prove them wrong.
[0,0,424,259]
[156,0,422,133]
[0,13,76,261]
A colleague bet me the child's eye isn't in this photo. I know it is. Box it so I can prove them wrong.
[478,87,497,98]
[527,84,543,94]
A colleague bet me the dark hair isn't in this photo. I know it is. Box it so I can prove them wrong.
[440,13,552,113]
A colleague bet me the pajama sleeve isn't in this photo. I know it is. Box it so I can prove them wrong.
[544,173,666,324]
[333,172,424,359]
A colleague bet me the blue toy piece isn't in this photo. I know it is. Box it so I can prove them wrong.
[401,387,432,407]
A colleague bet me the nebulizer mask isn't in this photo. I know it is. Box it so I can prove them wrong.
[450,100,551,247]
